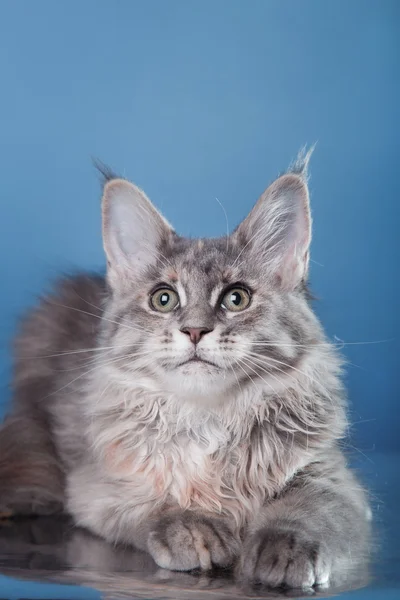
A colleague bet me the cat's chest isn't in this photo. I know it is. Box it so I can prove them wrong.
[92,391,304,522]
[104,433,227,510]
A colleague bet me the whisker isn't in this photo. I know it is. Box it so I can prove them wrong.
[71,289,107,317]
[240,338,393,349]
[243,351,340,422]
[19,344,136,359]
[235,359,260,394]
[38,350,155,401]
[240,355,332,442]
[344,443,375,465]
[38,357,125,401]
[218,353,244,397]
[71,290,149,332]
[244,350,334,400]
[252,352,332,394]
[215,196,230,253]
[241,354,294,396]
[228,359,244,396]
[241,353,318,421]
[239,356,296,401]
[61,348,157,372]
[236,357,279,398]
[47,301,152,335]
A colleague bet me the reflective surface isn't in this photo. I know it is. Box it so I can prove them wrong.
[0,453,398,600]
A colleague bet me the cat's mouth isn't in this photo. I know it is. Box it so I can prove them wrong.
[178,356,218,368]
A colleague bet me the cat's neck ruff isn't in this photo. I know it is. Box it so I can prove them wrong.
[86,343,345,458]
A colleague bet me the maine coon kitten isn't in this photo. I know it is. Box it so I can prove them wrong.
[0,153,371,589]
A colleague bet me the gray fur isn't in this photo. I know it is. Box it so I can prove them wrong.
[0,154,371,589]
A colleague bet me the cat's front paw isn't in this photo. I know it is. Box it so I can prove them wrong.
[239,527,331,589]
[147,512,240,571]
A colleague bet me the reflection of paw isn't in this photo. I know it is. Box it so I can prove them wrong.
[239,527,331,589]
[147,512,240,571]
[0,495,62,517]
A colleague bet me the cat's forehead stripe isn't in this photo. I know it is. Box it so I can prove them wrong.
[176,281,187,307]
[209,285,224,307]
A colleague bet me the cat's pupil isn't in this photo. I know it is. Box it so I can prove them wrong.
[231,292,241,305]
[160,293,169,306]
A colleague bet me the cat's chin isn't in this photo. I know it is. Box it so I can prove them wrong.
[161,365,235,401]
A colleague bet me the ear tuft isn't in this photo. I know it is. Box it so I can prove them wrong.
[92,157,120,186]
[288,144,316,181]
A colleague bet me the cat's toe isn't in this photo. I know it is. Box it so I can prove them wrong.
[238,527,331,589]
[147,512,240,571]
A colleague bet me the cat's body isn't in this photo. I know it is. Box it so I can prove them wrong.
[0,155,371,588]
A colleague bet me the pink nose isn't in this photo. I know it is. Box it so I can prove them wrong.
[180,327,212,345]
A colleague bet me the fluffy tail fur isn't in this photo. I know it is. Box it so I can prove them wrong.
[0,412,65,516]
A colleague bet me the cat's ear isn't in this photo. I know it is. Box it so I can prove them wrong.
[102,179,173,285]
[233,173,311,290]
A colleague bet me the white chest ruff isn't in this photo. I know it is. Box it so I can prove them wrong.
[101,431,303,527]
[104,435,248,517]
[89,385,314,526]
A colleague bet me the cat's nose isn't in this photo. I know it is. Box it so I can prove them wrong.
[180,327,213,345]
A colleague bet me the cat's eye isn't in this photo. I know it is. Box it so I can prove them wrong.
[221,287,251,312]
[150,288,179,313]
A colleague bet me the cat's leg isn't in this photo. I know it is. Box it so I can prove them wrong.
[238,451,371,589]
[0,413,65,516]
[67,463,240,570]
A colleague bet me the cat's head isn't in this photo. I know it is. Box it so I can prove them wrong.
[100,152,322,402]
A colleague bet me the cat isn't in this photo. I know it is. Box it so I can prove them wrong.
[0,151,371,589]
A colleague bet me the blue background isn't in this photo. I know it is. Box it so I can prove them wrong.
[0,0,398,458]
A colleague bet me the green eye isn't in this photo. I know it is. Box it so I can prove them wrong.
[221,288,251,312]
[150,288,179,313]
